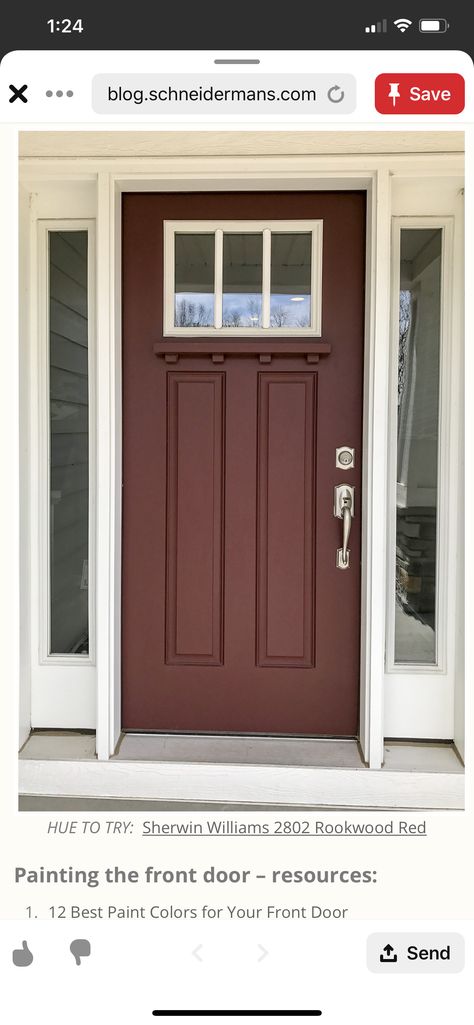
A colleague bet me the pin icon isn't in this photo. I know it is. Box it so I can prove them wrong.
[388,82,401,107]
[12,941,33,967]
[70,939,91,965]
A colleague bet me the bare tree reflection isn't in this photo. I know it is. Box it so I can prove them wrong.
[270,306,289,327]
[175,298,213,327]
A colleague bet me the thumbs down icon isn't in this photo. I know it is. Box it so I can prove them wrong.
[70,939,91,965]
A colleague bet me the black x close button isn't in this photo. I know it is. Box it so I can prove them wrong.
[9,84,28,103]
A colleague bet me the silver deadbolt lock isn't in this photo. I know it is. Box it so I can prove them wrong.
[336,446,355,470]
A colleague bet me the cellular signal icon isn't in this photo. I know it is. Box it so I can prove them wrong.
[393,18,413,32]
[365,19,388,33]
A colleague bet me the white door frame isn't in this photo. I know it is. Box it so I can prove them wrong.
[100,165,388,768]
[19,150,464,777]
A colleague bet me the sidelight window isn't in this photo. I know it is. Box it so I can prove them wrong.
[165,220,322,336]
[390,224,446,668]
[46,228,92,658]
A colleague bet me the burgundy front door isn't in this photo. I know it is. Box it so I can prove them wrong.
[122,192,365,735]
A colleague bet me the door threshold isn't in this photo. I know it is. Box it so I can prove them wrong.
[115,733,366,768]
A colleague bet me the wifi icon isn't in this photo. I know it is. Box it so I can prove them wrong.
[394,18,413,32]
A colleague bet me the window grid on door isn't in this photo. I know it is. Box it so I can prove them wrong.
[164,219,323,337]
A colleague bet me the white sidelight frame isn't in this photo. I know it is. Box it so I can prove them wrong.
[387,216,453,676]
[384,179,464,745]
[24,183,98,730]
[385,216,458,738]
[163,219,323,336]
[19,149,464,797]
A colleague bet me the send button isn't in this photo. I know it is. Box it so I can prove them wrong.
[367,933,464,973]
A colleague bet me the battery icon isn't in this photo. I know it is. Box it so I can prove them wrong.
[419,18,449,32]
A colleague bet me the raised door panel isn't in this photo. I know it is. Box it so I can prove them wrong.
[165,372,224,665]
[257,373,316,667]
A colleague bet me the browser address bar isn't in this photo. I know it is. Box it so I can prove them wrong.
[92,73,356,114]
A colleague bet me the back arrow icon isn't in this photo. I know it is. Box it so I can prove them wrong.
[192,945,203,962]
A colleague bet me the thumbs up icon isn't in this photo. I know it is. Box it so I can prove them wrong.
[12,941,33,967]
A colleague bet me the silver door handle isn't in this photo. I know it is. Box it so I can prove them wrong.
[334,485,355,570]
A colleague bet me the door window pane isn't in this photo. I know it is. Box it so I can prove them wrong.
[270,232,312,328]
[49,231,89,654]
[222,232,263,327]
[174,233,214,327]
[395,228,442,664]
[167,222,321,334]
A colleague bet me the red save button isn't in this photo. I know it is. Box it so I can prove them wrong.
[375,74,464,114]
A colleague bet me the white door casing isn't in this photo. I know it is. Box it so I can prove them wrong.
[18,149,464,771]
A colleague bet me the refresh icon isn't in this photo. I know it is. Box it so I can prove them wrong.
[327,84,345,103]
